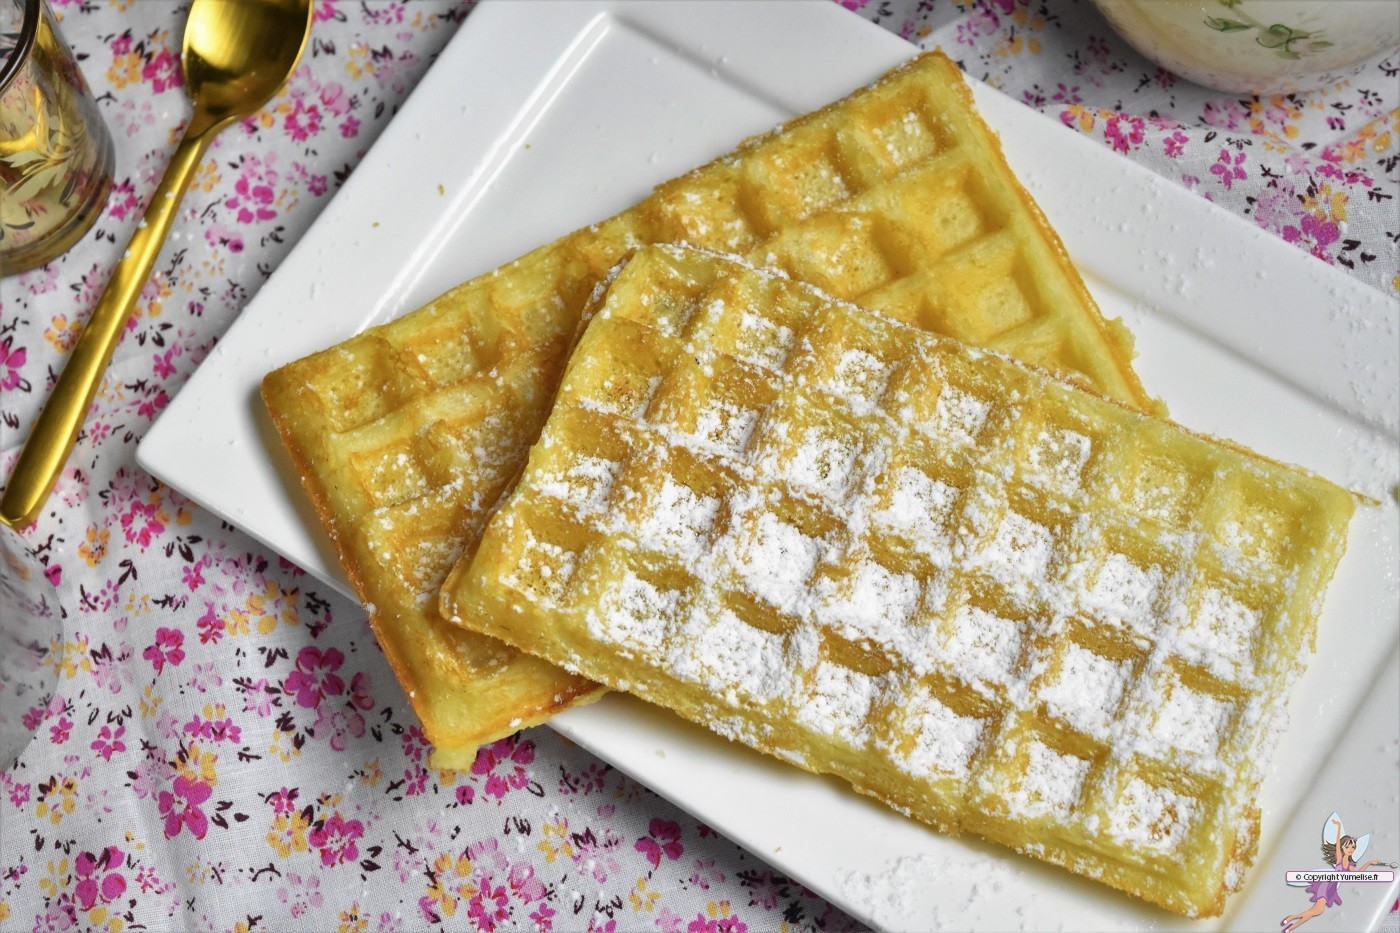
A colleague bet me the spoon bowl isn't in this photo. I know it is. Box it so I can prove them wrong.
[183,0,312,129]
[0,0,313,528]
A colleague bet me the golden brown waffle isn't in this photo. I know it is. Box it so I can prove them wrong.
[263,51,1158,766]
[443,246,1355,917]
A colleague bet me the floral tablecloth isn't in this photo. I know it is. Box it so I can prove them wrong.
[1,1,1396,931]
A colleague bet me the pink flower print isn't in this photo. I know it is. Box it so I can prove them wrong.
[110,31,132,56]
[339,116,360,139]
[1202,98,1248,131]
[586,916,616,933]
[472,735,537,800]
[1051,83,1081,104]
[529,902,556,931]
[182,562,208,591]
[744,870,781,911]
[455,783,475,806]
[225,154,279,224]
[204,220,245,253]
[348,671,374,711]
[268,786,299,815]
[689,858,724,890]
[43,563,61,587]
[1163,129,1189,159]
[0,336,27,392]
[129,757,173,801]
[314,0,339,21]
[364,2,405,24]
[314,704,364,752]
[1210,148,1248,190]
[1283,212,1341,262]
[1253,180,1304,233]
[241,677,278,717]
[320,82,351,116]
[196,604,224,645]
[508,862,546,902]
[135,388,170,421]
[635,818,684,869]
[469,879,511,931]
[8,781,31,807]
[153,346,180,379]
[143,627,185,673]
[91,724,126,761]
[957,7,1002,45]
[157,775,211,839]
[838,0,870,8]
[1103,114,1145,153]
[402,724,429,763]
[183,714,240,744]
[142,47,182,92]
[403,766,428,796]
[121,498,167,548]
[74,846,126,911]
[574,829,622,883]
[284,645,345,708]
[285,97,323,141]
[309,812,363,867]
[107,179,141,220]
[49,716,72,744]
[657,908,686,933]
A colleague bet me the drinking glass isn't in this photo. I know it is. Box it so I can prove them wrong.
[1,0,114,276]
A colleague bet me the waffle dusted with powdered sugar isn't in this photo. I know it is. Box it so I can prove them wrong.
[262,51,1159,766]
[442,245,1354,918]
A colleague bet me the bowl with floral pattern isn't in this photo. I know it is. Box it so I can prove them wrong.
[1089,0,1400,95]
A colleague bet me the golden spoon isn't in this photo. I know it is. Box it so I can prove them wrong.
[0,0,312,528]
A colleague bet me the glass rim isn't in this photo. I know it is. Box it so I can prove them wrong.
[0,0,41,98]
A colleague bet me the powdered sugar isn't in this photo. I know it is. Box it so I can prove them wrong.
[937,604,1024,691]
[1038,642,1130,740]
[693,398,760,454]
[1177,585,1258,678]
[815,560,920,644]
[873,467,957,564]
[1026,426,1091,494]
[1140,672,1234,762]
[925,386,990,447]
[587,571,678,655]
[1083,553,1161,636]
[796,661,876,744]
[1008,740,1090,820]
[735,311,794,371]
[536,456,620,516]
[891,690,984,779]
[778,423,861,499]
[972,511,1054,599]
[674,608,795,703]
[825,348,894,415]
[731,513,822,615]
[636,477,721,562]
[1107,776,1197,856]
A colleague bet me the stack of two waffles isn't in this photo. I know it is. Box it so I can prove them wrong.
[262,53,1353,919]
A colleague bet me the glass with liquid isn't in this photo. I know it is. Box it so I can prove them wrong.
[0,0,113,276]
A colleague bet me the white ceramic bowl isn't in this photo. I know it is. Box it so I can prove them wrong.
[1089,0,1400,95]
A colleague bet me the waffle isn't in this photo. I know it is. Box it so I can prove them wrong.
[262,51,1159,766]
[442,245,1355,918]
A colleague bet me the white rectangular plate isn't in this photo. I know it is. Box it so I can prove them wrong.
[138,2,1400,929]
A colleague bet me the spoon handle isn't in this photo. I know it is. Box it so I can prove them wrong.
[0,127,212,528]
